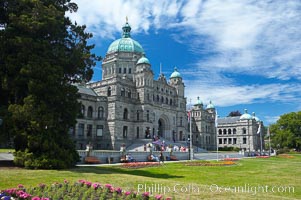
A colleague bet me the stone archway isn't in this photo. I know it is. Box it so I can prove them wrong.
[157,114,171,139]
[158,118,165,138]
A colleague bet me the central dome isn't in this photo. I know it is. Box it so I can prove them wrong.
[107,21,144,54]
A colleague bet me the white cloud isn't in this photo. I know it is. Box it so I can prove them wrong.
[185,80,301,107]
[68,0,301,110]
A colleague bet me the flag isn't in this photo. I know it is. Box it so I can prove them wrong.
[257,123,261,134]
[187,111,191,122]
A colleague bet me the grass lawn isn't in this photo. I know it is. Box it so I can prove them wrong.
[1,154,300,200]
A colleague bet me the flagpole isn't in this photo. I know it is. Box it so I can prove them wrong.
[215,110,218,161]
[189,99,193,161]
[259,122,263,156]
[268,126,271,156]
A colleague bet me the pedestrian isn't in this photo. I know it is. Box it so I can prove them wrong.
[159,151,164,164]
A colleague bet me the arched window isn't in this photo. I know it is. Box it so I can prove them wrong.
[228,129,232,134]
[136,110,140,120]
[121,88,125,96]
[81,105,85,116]
[161,96,164,103]
[219,129,222,135]
[98,107,104,119]
[128,90,131,98]
[223,129,227,134]
[123,108,128,120]
[243,128,247,134]
[157,95,159,102]
[170,99,173,105]
[233,128,237,134]
[165,97,168,104]
[107,87,112,96]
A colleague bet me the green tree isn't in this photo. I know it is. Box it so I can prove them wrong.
[270,111,301,151]
[227,110,242,117]
[0,0,100,169]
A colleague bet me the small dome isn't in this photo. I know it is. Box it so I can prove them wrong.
[137,55,150,65]
[240,109,252,120]
[252,112,260,122]
[206,100,215,109]
[195,96,203,105]
[107,21,144,54]
[170,67,182,78]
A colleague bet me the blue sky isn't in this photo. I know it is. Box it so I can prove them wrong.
[68,0,301,126]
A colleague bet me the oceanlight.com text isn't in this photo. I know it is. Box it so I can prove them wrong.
[209,184,295,195]
[137,183,295,195]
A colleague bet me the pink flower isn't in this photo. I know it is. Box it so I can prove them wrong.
[92,183,101,190]
[155,194,162,199]
[142,192,150,197]
[115,187,122,194]
[166,197,172,200]
[64,179,69,184]
[32,197,41,200]
[18,184,24,189]
[124,191,131,196]
[105,184,112,189]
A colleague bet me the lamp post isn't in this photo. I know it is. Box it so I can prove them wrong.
[0,118,2,126]
[248,119,251,157]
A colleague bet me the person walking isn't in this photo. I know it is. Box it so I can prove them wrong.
[159,151,164,164]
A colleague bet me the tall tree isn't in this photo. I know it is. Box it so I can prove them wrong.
[227,110,242,117]
[270,111,301,151]
[0,0,100,169]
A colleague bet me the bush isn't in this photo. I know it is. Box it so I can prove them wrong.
[218,146,240,152]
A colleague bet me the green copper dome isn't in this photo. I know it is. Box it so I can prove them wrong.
[137,55,150,65]
[240,109,252,120]
[195,96,203,105]
[170,67,182,78]
[107,21,144,54]
[252,112,260,122]
[206,100,215,109]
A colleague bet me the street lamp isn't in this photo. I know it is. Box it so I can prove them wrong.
[187,138,191,160]
[0,117,3,126]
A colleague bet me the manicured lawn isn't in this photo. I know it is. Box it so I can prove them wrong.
[0,149,14,153]
[1,155,300,200]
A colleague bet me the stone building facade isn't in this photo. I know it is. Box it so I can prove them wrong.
[72,21,188,150]
[189,97,217,150]
[217,109,265,153]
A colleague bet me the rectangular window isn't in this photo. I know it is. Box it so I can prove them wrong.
[96,125,103,137]
[228,138,232,144]
[219,138,222,144]
[223,138,227,144]
[243,137,247,144]
[233,138,237,144]
[119,68,121,73]
[123,68,126,74]
[78,123,84,136]
[87,124,92,137]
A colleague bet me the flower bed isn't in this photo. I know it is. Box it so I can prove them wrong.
[184,161,236,166]
[121,162,160,169]
[223,158,239,161]
[256,156,270,158]
[0,180,172,200]
[278,154,294,159]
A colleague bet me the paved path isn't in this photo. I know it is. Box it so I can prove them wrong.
[0,153,14,160]
[194,152,244,161]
